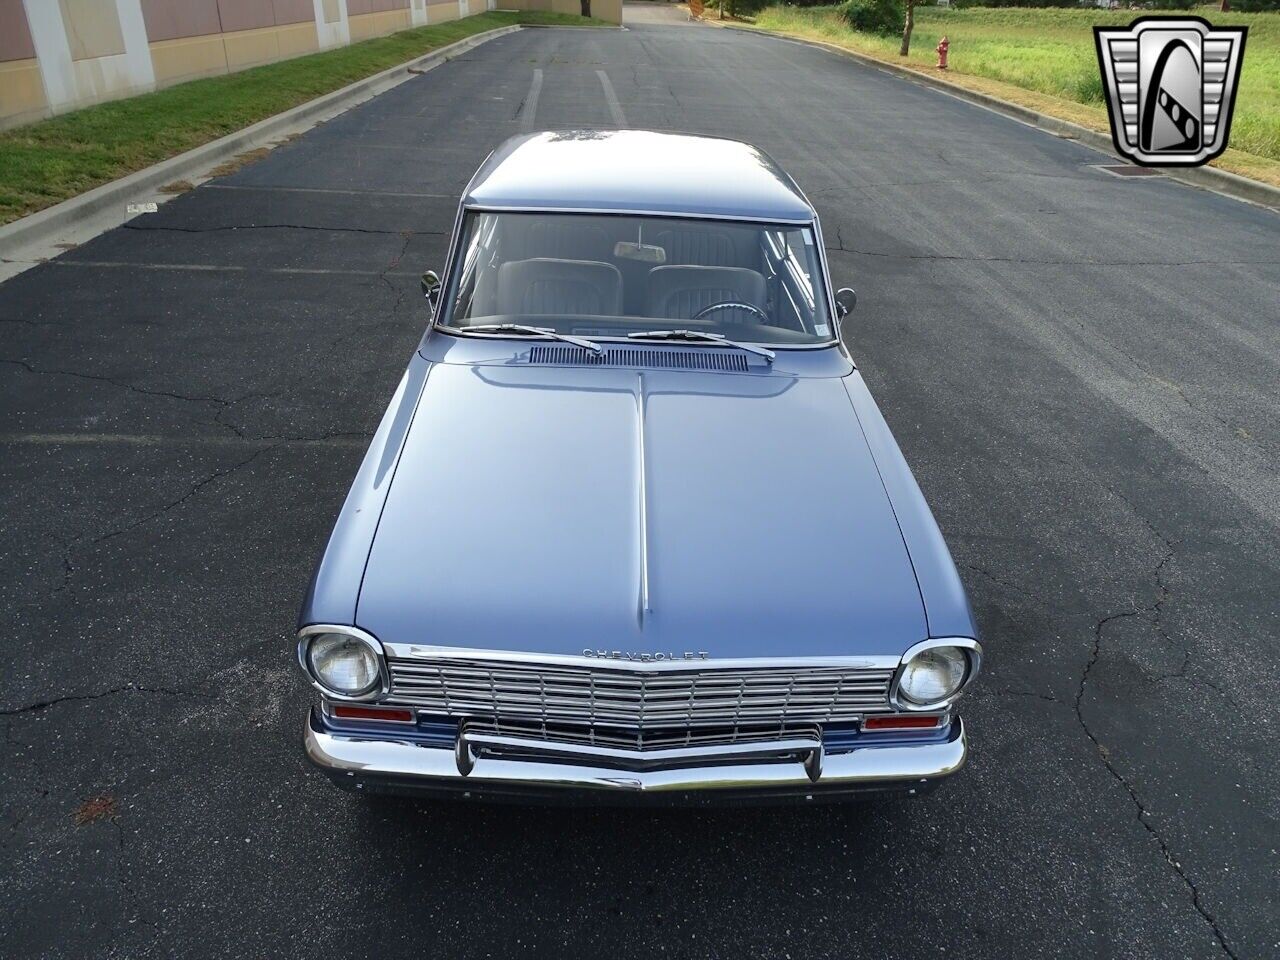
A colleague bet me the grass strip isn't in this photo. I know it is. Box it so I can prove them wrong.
[735,5,1280,188]
[0,11,607,226]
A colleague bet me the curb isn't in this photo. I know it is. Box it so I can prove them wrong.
[712,21,1280,214]
[518,22,623,28]
[0,24,522,276]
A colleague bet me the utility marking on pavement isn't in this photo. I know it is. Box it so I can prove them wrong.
[519,68,543,131]
[1092,164,1165,179]
[202,184,452,199]
[0,433,368,448]
[597,70,627,128]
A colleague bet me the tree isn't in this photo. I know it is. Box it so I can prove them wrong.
[581,0,591,17]
[899,0,915,57]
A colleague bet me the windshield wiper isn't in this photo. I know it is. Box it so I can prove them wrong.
[442,323,604,354]
[627,329,775,362]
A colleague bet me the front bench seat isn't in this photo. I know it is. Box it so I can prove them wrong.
[494,258,624,317]
[645,265,768,321]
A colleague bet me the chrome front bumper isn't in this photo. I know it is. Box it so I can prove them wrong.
[304,709,968,805]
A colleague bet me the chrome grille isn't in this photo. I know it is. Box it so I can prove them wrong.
[463,718,823,752]
[386,658,895,726]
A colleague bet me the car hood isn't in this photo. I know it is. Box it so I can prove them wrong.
[356,361,927,659]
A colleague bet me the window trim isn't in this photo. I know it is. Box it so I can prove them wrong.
[431,209,840,349]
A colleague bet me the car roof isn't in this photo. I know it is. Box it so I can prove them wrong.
[462,130,815,224]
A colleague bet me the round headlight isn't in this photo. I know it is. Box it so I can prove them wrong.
[898,646,968,706]
[306,632,380,697]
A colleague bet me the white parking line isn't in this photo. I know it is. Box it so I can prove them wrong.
[45,259,421,277]
[519,68,543,131]
[597,69,627,128]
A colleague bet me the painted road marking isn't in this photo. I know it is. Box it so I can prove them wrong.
[597,69,627,128]
[519,68,543,131]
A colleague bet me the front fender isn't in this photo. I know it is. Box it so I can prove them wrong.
[297,354,433,629]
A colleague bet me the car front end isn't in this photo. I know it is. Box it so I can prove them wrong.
[299,628,980,804]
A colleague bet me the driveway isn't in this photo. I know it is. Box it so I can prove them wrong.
[2,15,1278,960]
[623,0,690,25]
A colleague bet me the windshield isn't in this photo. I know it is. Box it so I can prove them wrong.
[440,212,834,345]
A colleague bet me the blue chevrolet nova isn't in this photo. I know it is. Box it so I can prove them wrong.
[297,130,981,803]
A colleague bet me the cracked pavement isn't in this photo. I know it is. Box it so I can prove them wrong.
[2,11,1279,959]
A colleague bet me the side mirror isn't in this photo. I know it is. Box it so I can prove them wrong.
[835,287,857,319]
[421,270,441,313]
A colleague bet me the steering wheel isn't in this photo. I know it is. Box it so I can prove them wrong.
[691,300,769,325]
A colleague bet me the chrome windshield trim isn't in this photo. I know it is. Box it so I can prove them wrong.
[430,328,840,352]
[461,203,815,226]
[811,216,851,362]
[381,644,904,672]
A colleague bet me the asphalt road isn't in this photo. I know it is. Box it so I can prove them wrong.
[3,10,1279,959]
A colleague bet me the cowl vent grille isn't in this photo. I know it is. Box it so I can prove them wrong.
[527,344,749,373]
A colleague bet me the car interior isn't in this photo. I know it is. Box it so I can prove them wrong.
[450,213,833,344]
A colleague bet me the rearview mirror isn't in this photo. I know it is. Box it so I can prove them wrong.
[421,270,441,314]
[614,241,667,264]
[835,287,857,318]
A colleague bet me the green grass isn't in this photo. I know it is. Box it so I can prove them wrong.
[750,5,1280,177]
[0,11,608,226]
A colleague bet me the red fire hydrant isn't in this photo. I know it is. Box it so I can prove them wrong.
[936,36,950,70]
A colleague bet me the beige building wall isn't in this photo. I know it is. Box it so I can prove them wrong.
[590,0,620,25]
[0,0,47,126]
[425,1,459,22]
[347,0,410,41]
[0,58,46,125]
[1,0,509,130]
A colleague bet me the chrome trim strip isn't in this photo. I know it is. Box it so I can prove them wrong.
[461,203,814,226]
[461,730,821,766]
[888,638,983,712]
[635,370,650,624]
[297,624,390,703]
[420,189,472,339]
[306,712,967,795]
[381,644,904,672]
[433,328,840,352]
[810,216,852,363]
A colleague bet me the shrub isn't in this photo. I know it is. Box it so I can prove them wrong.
[952,0,1083,8]
[1073,71,1104,104]
[1148,0,1196,9]
[1233,0,1280,11]
[839,0,904,37]
[716,0,770,15]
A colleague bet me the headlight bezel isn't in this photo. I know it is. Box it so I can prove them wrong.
[888,638,982,712]
[297,624,389,702]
